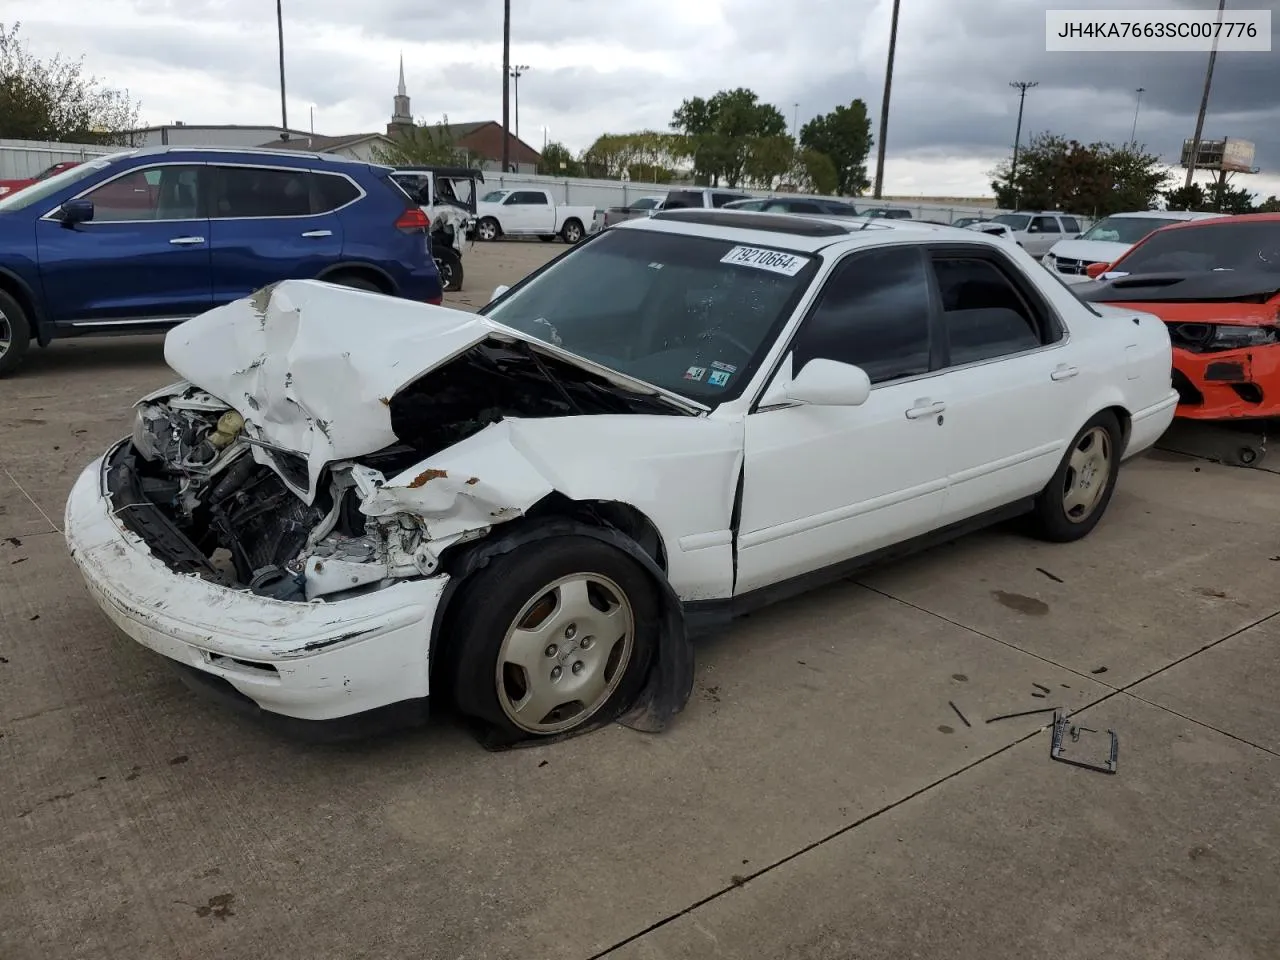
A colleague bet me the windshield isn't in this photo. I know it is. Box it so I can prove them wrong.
[992,214,1031,230]
[1115,220,1280,274]
[1080,216,1172,245]
[481,190,510,202]
[0,157,116,212]
[481,228,818,404]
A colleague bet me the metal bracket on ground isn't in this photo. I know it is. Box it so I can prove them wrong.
[1050,710,1118,774]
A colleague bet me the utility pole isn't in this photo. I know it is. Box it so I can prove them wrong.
[501,0,511,172]
[1009,80,1038,208]
[1130,87,1145,144]
[872,0,901,199]
[276,0,289,138]
[509,65,529,141]
[1184,0,1227,190]
[793,102,799,142]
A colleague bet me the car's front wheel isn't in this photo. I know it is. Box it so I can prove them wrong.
[476,217,501,242]
[0,288,32,378]
[1030,411,1122,542]
[450,535,658,738]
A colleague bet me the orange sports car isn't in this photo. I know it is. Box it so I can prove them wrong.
[1077,213,1280,420]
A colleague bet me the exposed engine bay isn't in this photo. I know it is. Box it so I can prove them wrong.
[113,341,685,604]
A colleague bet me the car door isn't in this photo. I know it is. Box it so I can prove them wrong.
[207,163,344,305]
[35,162,212,326]
[922,246,1084,524]
[1024,215,1062,257]
[735,245,950,594]
[505,190,553,233]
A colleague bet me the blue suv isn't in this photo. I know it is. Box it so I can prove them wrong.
[0,146,444,375]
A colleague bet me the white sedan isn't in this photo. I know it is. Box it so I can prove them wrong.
[65,209,1177,742]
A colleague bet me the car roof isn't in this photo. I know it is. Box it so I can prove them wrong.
[1149,211,1280,232]
[102,144,386,171]
[621,207,1013,254]
[1106,210,1223,221]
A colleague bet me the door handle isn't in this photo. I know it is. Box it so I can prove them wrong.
[169,236,204,245]
[905,399,946,420]
[301,229,333,238]
[1051,364,1080,381]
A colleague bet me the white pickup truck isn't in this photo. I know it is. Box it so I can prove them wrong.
[474,188,597,244]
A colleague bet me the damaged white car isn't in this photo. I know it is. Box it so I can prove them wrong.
[66,209,1178,742]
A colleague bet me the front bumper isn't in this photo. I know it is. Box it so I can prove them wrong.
[65,443,449,721]
[1172,345,1280,420]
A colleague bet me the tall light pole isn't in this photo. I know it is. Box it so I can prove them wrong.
[1009,80,1038,206]
[872,0,901,199]
[509,65,529,141]
[276,0,288,137]
[1130,87,1145,144]
[501,0,511,172]
[1184,0,1228,190]
[793,102,800,142]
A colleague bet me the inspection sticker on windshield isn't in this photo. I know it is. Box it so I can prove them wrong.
[707,370,732,387]
[684,366,707,382]
[720,246,808,276]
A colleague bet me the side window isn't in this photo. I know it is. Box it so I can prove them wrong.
[791,246,932,384]
[84,165,202,221]
[777,200,822,213]
[1061,217,1081,233]
[511,191,547,205]
[313,173,360,212]
[931,257,1045,366]
[1032,216,1060,233]
[214,166,313,218]
[711,193,741,208]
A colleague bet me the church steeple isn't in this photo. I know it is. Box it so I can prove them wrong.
[390,53,413,131]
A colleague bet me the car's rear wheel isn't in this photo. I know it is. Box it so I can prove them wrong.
[450,536,658,738]
[326,272,383,293]
[1030,412,1122,542]
[0,288,32,377]
[560,219,584,243]
[477,217,501,242]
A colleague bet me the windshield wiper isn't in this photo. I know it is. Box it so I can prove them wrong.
[517,341,584,415]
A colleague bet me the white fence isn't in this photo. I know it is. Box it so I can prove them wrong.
[477,172,1013,225]
[0,138,130,179]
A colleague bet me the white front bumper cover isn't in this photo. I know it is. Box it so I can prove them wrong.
[65,444,449,722]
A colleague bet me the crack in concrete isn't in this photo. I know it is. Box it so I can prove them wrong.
[3,467,60,534]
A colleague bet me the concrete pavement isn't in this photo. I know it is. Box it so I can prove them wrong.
[2,241,1277,960]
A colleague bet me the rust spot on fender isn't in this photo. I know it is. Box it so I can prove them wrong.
[407,468,448,488]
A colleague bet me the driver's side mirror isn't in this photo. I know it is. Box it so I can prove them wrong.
[57,198,94,227]
[1085,261,1111,279]
[491,284,510,301]
[785,359,872,407]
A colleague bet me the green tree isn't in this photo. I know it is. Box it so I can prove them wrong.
[798,100,873,196]
[743,135,795,188]
[1165,180,1258,214]
[0,21,140,144]
[1256,195,1280,213]
[540,141,581,177]
[670,88,787,187]
[372,114,479,167]
[798,149,839,195]
[990,133,1170,216]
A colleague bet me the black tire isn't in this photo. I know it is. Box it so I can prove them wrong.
[326,273,382,292]
[560,219,584,244]
[1030,411,1122,543]
[434,251,463,292]
[0,288,32,378]
[449,535,659,739]
[477,217,501,242]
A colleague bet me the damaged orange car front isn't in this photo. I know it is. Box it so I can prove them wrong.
[1077,213,1280,420]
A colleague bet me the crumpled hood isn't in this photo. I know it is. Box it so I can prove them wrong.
[1046,239,1131,265]
[163,279,700,499]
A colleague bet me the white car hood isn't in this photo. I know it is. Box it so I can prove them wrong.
[163,279,703,500]
[1046,239,1131,264]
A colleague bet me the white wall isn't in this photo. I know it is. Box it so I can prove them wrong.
[0,139,128,179]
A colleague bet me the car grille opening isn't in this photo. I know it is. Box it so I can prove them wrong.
[1171,369,1204,405]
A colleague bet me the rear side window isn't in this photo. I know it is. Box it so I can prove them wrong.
[712,193,746,208]
[663,190,703,210]
[213,166,312,218]
[314,173,360,212]
[931,257,1046,365]
[1032,216,1061,233]
[821,201,859,215]
[792,246,932,384]
[1061,217,1081,233]
[773,200,823,214]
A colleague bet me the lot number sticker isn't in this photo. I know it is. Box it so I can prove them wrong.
[720,246,808,276]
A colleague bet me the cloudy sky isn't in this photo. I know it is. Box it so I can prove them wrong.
[7,0,1279,199]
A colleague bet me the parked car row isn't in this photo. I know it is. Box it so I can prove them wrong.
[0,146,448,376]
[63,206,1181,744]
